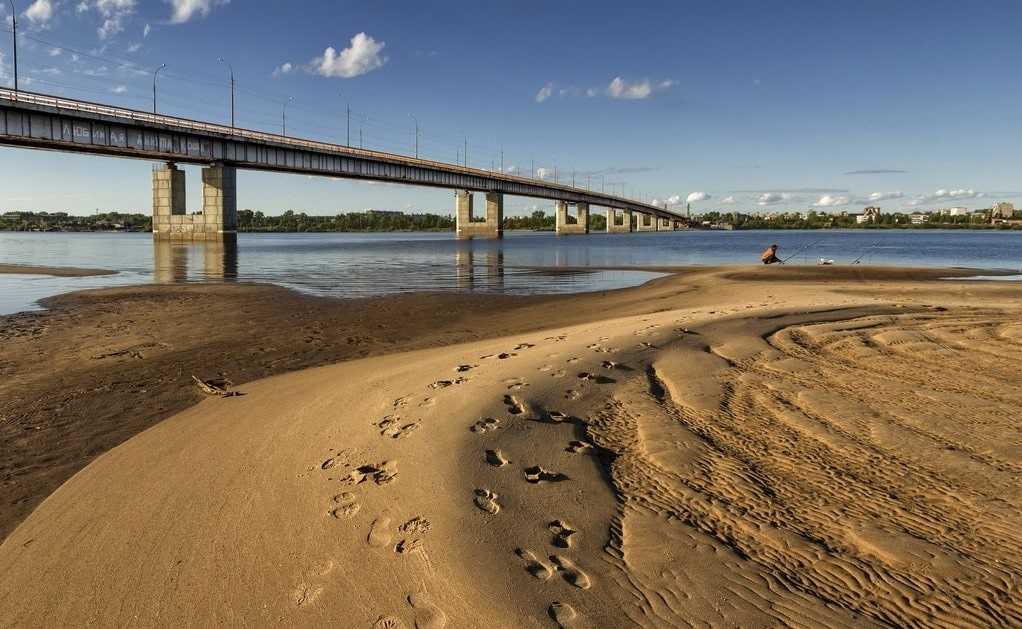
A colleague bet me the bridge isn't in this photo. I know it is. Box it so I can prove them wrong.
[0,88,689,240]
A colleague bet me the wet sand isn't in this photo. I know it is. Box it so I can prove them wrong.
[0,263,118,277]
[1,266,1020,627]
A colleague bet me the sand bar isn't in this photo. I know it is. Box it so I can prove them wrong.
[1,266,1020,627]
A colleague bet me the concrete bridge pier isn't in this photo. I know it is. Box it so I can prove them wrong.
[455,190,503,239]
[635,212,655,232]
[658,217,671,231]
[555,201,589,235]
[152,162,237,240]
[606,208,632,233]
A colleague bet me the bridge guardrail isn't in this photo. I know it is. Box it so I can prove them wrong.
[0,88,666,214]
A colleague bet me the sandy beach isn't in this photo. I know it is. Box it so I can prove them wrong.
[1,266,1020,627]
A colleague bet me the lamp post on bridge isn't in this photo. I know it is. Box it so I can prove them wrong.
[152,63,166,114]
[7,0,17,94]
[282,96,294,136]
[217,57,235,129]
[340,92,350,146]
[409,113,420,159]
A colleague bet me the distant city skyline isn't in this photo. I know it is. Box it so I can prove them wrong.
[2,0,1021,215]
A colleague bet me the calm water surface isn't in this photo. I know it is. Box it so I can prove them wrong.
[1,229,1021,315]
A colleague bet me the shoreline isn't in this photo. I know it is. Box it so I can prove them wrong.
[0,263,118,277]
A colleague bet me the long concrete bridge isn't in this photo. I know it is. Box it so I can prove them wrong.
[0,88,689,240]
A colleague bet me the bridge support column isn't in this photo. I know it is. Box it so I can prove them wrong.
[152,162,236,241]
[456,190,503,239]
[658,216,671,231]
[606,208,632,233]
[556,201,589,235]
[635,212,655,232]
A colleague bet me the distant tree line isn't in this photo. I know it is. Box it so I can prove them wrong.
[236,209,455,232]
[0,211,151,232]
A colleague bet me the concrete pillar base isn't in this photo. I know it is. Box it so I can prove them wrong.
[456,190,503,239]
[152,163,238,240]
[635,212,655,232]
[556,201,589,235]
[606,208,632,233]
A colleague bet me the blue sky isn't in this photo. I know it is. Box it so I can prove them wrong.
[1,0,1021,215]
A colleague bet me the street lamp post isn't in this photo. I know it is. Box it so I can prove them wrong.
[217,57,235,128]
[340,92,350,146]
[282,96,293,136]
[152,63,166,114]
[7,1,17,94]
[409,113,419,159]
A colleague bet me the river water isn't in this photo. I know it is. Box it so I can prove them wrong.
[1,229,1021,315]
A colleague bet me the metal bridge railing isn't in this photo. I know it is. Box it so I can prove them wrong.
[0,87,666,214]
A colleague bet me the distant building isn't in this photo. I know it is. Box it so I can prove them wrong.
[2,211,30,219]
[910,212,927,225]
[855,206,882,224]
[991,202,1015,219]
[364,209,403,216]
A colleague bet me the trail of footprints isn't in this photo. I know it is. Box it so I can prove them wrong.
[315,335,626,626]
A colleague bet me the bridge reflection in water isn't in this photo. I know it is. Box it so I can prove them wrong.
[153,237,238,283]
[455,247,504,291]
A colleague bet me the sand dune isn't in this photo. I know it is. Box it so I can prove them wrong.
[1,268,1020,627]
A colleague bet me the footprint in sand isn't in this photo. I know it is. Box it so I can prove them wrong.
[550,555,591,589]
[330,492,361,519]
[516,548,553,581]
[538,365,553,372]
[551,369,567,378]
[395,538,424,555]
[470,417,500,433]
[455,364,477,372]
[505,378,529,391]
[373,617,407,629]
[485,449,510,467]
[566,357,580,364]
[408,592,447,629]
[419,397,436,408]
[525,466,569,484]
[392,396,412,409]
[549,602,578,627]
[497,352,517,360]
[291,583,324,608]
[564,389,582,400]
[473,489,501,514]
[566,440,593,454]
[368,515,393,548]
[504,395,526,415]
[376,416,421,439]
[549,520,577,548]
[513,342,536,351]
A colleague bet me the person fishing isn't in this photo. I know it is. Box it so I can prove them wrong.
[761,244,782,265]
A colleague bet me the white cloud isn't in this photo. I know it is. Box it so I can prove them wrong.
[143,23,150,37]
[720,195,736,204]
[0,52,8,83]
[665,194,682,205]
[909,188,984,206]
[272,62,293,78]
[536,167,552,180]
[98,17,124,39]
[606,76,674,100]
[166,0,229,24]
[96,0,136,14]
[505,165,518,174]
[24,0,55,25]
[312,33,387,78]
[607,77,652,100]
[814,194,850,207]
[585,87,597,97]
[686,191,710,203]
[76,1,89,13]
[48,47,62,56]
[867,191,904,202]
[111,84,127,93]
[535,82,553,103]
[757,192,790,206]
[126,42,141,52]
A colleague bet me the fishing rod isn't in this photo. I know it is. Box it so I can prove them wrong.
[850,241,878,265]
[780,239,823,263]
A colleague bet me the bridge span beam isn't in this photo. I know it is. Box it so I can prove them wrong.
[555,201,589,235]
[455,190,503,239]
[606,208,632,233]
[152,162,237,240]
